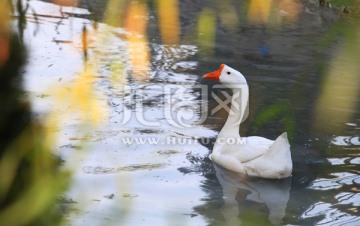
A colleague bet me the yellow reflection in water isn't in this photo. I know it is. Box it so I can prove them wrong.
[156,0,180,45]
[103,0,127,26]
[248,0,302,25]
[217,0,240,30]
[54,68,107,126]
[124,1,150,81]
[313,29,360,133]
[197,8,216,56]
[248,0,274,24]
[279,0,302,23]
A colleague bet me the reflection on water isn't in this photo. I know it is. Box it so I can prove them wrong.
[302,202,360,225]
[331,136,360,146]
[214,164,291,225]
[309,172,359,190]
[301,133,360,225]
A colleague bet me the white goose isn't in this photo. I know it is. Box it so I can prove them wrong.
[203,64,292,179]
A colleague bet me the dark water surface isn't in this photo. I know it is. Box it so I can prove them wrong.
[37,0,360,225]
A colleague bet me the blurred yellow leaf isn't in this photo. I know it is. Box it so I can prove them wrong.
[0,171,67,226]
[197,8,216,56]
[156,0,180,45]
[0,122,69,226]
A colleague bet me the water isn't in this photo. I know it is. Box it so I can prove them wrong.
[25,0,360,225]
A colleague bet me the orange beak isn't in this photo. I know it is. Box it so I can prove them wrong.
[202,64,225,80]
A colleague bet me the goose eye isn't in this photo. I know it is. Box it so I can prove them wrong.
[227,71,231,75]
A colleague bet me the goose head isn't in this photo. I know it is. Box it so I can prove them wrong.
[203,64,249,124]
[202,64,247,86]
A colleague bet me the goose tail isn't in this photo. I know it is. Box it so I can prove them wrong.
[246,132,292,179]
[266,132,292,177]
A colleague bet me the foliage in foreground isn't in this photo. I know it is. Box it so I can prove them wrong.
[0,25,69,226]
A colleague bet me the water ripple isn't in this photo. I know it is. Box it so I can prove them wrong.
[308,172,360,191]
[302,202,360,226]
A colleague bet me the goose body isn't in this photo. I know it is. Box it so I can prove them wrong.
[203,64,292,179]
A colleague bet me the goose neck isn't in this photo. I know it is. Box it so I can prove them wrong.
[219,86,248,137]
